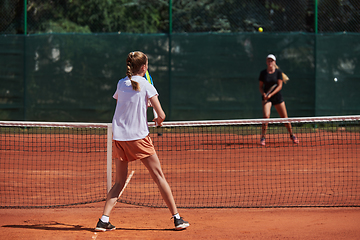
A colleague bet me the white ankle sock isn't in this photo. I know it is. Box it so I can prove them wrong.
[173,213,180,220]
[101,215,109,223]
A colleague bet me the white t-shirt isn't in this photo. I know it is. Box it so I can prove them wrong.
[112,75,158,141]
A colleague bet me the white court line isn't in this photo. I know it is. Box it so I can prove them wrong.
[92,232,98,240]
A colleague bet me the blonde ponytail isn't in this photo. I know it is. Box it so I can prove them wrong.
[126,62,140,91]
[275,64,289,84]
[125,51,147,92]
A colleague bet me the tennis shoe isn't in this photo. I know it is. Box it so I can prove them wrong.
[95,219,116,232]
[260,137,266,146]
[173,217,190,230]
[290,135,299,144]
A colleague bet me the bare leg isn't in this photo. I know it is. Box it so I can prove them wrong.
[262,101,272,138]
[141,153,178,215]
[102,159,129,216]
[274,102,294,136]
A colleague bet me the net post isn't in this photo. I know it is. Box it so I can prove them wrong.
[106,123,113,193]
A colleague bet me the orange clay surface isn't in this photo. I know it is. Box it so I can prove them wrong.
[1,128,359,239]
[1,202,360,240]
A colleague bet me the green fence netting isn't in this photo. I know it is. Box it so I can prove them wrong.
[1,33,359,122]
[316,33,360,116]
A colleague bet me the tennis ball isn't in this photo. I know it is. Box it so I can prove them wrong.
[258,27,263,32]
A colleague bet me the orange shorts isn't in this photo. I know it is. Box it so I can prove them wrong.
[113,135,156,162]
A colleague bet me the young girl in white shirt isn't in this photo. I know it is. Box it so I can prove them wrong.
[95,51,189,231]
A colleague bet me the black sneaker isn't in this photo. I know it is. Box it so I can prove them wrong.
[95,219,116,232]
[173,217,190,230]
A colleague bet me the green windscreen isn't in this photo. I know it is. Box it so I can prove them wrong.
[0,33,359,122]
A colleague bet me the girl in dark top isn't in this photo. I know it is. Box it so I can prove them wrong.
[258,54,299,146]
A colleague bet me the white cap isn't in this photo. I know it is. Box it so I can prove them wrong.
[266,54,276,61]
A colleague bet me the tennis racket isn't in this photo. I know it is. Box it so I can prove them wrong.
[264,84,277,103]
[145,70,158,125]
[266,84,277,97]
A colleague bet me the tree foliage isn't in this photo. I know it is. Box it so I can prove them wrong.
[63,0,168,33]
[2,0,169,34]
[0,0,23,33]
[1,0,360,34]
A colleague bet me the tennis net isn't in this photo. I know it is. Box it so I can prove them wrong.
[0,121,111,208]
[0,116,359,208]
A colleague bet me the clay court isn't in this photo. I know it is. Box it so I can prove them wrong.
[1,119,359,239]
[1,203,360,239]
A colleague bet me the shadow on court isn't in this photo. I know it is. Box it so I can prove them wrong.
[2,221,175,232]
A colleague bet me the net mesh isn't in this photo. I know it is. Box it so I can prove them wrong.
[1,116,359,208]
[0,122,109,208]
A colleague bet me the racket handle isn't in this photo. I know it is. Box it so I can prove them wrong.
[153,109,159,126]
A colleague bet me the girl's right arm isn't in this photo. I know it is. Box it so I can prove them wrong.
[149,95,166,126]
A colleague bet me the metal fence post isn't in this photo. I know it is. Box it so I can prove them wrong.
[168,0,173,119]
[314,0,318,116]
[23,0,27,120]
